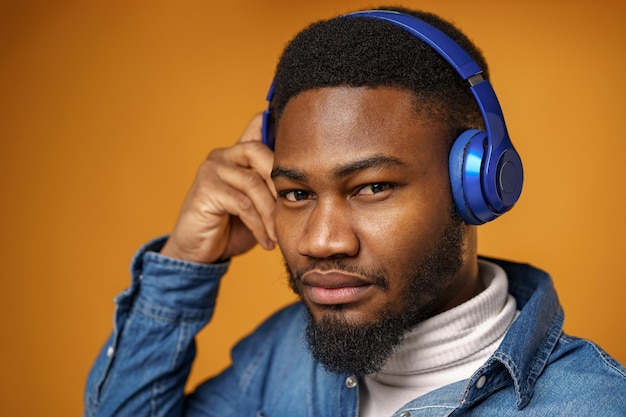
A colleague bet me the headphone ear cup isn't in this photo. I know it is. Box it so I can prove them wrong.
[449,129,491,225]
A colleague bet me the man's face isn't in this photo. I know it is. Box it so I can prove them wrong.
[271,86,474,374]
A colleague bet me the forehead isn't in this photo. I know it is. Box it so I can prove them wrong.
[273,86,451,171]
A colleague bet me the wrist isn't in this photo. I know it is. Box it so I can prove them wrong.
[160,236,225,265]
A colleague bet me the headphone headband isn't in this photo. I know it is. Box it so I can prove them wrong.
[348,11,482,79]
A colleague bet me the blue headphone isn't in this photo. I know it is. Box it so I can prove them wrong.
[262,10,523,225]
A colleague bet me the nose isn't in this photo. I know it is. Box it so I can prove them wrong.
[297,199,359,259]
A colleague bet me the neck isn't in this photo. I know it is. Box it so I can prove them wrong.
[433,225,482,315]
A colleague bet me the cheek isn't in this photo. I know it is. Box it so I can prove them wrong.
[356,198,453,271]
[357,212,420,261]
[361,192,450,240]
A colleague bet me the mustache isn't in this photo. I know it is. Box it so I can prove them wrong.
[286,259,388,289]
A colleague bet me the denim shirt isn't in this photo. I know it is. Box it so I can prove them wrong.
[84,237,626,416]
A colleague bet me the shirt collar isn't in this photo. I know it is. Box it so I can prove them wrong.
[458,258,564,410]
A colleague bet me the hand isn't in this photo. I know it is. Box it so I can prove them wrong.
[160,114,277,264]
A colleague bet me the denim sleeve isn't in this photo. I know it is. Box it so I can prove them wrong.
[83,237,229,417]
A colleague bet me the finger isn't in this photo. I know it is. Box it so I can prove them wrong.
[213,161,277,243]
[225,216,266,258]
[209,178,274,249]
[237,113,264,144]
[220,141,277,199]
[237,113,274,186]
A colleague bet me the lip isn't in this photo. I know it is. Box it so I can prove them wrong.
[302,271,375,305]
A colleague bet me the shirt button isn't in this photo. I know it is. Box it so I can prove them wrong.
[345,375,357,388]
[475,375,487,389]
[106,346,115,358]
[399,412,411,417]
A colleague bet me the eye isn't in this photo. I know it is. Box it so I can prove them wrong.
[281,190,312,202]
[357,183,392,196]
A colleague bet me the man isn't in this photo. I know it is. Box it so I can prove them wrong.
[84,7,626,416]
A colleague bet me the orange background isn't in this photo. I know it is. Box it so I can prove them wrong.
[1,1,624,415]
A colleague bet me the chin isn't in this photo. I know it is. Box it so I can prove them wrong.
[302,299,416,375]
[306,299,396,328]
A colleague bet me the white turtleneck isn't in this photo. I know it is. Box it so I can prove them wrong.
[359,260,518,417]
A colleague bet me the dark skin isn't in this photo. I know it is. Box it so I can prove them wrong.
[162,85,482,326]
[273,86,482,324]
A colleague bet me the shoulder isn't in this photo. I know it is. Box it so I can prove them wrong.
[476,333,626,415]
[551,333,626,379]
[533,333,626,414]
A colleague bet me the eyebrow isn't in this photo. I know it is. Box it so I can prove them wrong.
[271,155,407,181]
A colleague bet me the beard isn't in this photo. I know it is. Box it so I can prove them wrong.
[286,206,465,376]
